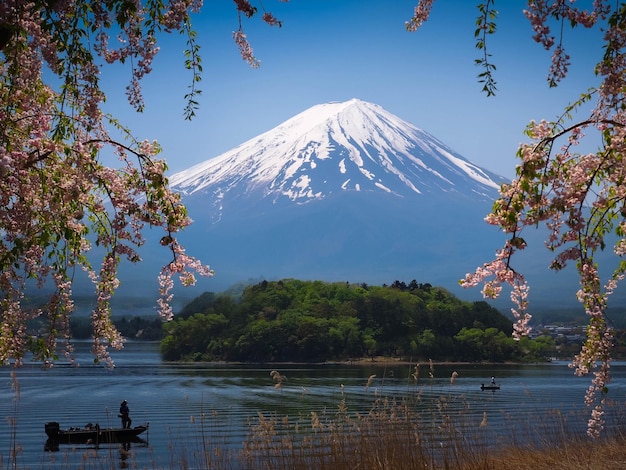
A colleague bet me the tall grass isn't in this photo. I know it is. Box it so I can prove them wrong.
[235,395,626,470]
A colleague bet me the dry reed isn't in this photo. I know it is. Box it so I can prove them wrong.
[236,393,626,470]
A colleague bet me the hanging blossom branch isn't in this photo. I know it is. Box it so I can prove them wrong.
[231,0,288,67]
[407,1,626,437]
[0,0,215,368]
[523,0,608,87]
[407,1,499,95]
[462,103,626,438]
[0,0,295,367]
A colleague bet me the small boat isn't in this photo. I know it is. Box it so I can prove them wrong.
[45,421,149,445]
[481,383,500,390]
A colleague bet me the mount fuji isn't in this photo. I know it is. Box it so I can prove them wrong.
[170,98,507,219]
[119,98,584,315]
[159,99,516,297]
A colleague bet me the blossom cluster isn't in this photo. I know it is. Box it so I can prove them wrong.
[231,0,287,66]
[233,30,260,68]
[405,0,435,32]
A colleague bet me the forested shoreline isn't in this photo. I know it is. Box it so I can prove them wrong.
[61,277,626,363]
[158,279,557,363]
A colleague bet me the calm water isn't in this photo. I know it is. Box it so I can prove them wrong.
[2,341,626,469]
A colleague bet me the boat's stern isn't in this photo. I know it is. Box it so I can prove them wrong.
[45,421,60,438]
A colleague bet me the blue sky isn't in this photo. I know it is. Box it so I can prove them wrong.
[101,1,603,179]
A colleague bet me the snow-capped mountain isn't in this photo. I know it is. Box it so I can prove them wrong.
[111,98,593,316]
[149,99,526,304]
[170,99,507,222]
[93,97,617,322]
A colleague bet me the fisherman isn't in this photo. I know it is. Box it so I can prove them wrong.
[119,400,132,429]
[491,376,496,386]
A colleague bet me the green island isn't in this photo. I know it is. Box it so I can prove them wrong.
[67,278,626,363]
[160,278,529,363]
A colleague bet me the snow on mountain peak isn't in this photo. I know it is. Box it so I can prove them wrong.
[169,99,506,210]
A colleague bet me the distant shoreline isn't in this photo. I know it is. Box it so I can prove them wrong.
[162,356,558,366]
[324,356,555,366]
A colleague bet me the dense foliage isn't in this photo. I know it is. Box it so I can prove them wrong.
[159,279,556,363]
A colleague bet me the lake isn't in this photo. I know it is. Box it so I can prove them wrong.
[1,341,626,469]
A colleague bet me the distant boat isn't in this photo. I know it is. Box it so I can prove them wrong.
[44,421,148,445]
[481,383,500,391]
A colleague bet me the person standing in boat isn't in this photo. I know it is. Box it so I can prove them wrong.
[119,400,132,429]
[491,376,496,386]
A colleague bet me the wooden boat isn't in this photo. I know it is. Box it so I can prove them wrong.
[45,421,148,444]
[481,383,500,390]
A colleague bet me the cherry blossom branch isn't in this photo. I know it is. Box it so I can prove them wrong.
[0,0,213,368]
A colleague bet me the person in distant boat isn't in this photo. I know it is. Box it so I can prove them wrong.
[491,376,496,386]
[119,400,132,429]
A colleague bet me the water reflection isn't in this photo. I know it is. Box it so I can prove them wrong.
[44,436,149,452]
